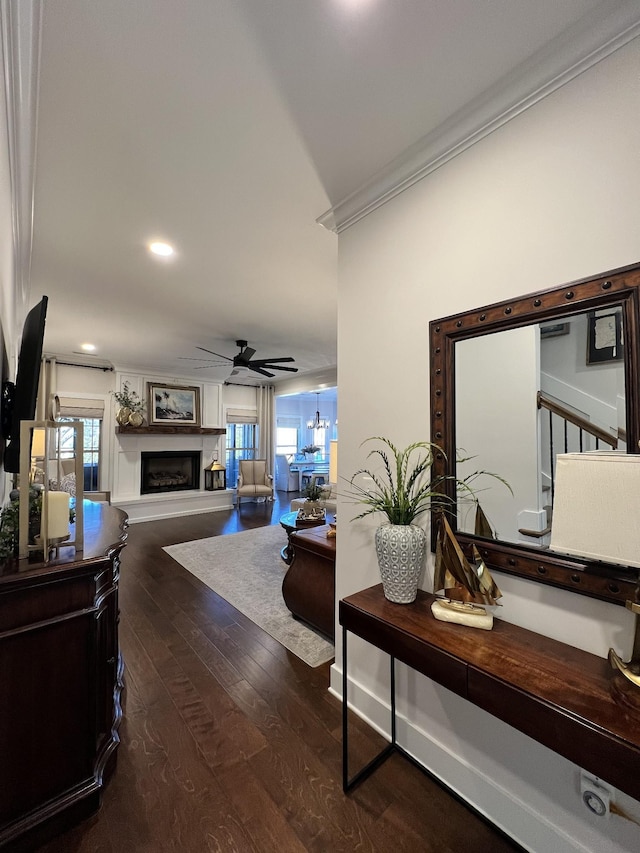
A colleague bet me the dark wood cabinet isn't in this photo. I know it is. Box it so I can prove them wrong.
[0,502,128,850]
[284,524,336,639]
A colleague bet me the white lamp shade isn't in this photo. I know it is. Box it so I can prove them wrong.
[31,428,46,458]
[329,440,338,484]
[550,452,640,569]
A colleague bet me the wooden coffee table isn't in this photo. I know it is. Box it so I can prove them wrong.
[279,509,334,564]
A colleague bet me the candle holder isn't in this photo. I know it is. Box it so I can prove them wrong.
[18,420,84,561]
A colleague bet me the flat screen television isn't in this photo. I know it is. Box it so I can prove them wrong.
[2,295,48,474]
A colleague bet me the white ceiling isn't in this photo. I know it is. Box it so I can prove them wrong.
[22,0,638,384]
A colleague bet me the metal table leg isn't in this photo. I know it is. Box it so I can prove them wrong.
[342,625,397,792]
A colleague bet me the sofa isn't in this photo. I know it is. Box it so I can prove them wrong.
[290,482,337,515]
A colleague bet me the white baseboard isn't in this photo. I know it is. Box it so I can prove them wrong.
[329,663,592,853]
[113,489,233,523]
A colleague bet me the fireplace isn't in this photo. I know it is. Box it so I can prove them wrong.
[140,450,201,495]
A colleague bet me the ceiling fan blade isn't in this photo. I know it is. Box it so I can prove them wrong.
[179,356,227,363]
[196,346,232,361]
[242,346,256,360]
[249,366,275,377]
[192,364,231,370]
[249,356,295,365]
[261,364,298,372]
[235,349,256,367]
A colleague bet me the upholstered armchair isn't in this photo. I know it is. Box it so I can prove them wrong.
[236,459,274,506]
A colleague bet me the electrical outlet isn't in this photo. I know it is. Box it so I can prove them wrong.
[580,771,613,817]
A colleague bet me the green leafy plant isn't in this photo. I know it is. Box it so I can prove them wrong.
[0,490,76,561]
[300,444,320,455]
[304,481,325,502]
[349,436,511,526]
[112,382,144,413]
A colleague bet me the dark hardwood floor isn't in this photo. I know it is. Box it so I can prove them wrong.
[36,491,522,853]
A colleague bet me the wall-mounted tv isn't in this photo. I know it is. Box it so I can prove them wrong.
[1,295,48,474]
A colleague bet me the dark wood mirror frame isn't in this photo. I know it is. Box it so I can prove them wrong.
[430,261,640,606]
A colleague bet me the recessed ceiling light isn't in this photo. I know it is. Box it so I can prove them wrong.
[335,0,377,10]
[81,343,96,351]
[149,241,174,257]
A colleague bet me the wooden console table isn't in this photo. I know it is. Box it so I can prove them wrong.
[340,585,640,800]
[0,502,128,850]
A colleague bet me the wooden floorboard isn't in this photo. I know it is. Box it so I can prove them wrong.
[34,491,523,853]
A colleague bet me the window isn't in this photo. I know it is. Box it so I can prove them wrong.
[226,423,258,487]
[57,417,101,491]
[276,426,298,457]
[313,427,327,458]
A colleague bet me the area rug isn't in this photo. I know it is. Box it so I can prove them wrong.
[163,525,335,667]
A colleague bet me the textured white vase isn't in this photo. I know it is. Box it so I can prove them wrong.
[375,523,426,604]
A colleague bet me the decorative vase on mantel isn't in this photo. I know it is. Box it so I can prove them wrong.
[116,407,131,426]
[112,382,145,428]
[374,523,426,604]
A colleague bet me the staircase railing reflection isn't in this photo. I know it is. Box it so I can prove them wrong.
[518,392,619,540]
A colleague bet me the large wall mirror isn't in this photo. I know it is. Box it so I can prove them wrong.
[430,262,640,605]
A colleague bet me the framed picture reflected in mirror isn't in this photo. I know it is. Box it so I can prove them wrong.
[587,310,623,365]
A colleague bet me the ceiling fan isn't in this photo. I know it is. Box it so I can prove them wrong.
[181,339,298,378]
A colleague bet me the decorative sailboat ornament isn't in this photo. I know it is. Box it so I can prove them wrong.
[432,511,502,630]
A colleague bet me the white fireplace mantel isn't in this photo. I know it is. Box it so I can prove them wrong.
[112,431,232,523]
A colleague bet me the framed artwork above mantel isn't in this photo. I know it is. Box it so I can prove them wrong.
[147,383,201,427]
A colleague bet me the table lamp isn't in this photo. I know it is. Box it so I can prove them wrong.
[19,419,84,561]
[550,452,640,689]
[30,427,45,483]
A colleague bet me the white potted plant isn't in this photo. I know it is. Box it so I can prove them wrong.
[349,436,509,604]
[349,437,442,603]
[300,479,326,519]
[300,443,320,460]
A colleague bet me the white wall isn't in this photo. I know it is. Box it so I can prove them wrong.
[456,326,540,542]
[0,48,15,505]
[540,310,624,435]
[335,40,640,853]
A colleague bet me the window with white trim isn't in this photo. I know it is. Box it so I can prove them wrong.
[56,396,105,491]
[225,408,259,487]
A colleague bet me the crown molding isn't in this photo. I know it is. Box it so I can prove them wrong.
[318,2,640,234]
[0,0,43,316]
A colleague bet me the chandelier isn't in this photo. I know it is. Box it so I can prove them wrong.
[307,393,331,430]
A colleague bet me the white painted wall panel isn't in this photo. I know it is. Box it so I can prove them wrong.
[335,39,640,853]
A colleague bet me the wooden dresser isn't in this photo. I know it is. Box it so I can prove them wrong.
[284,524,336,639]
[0,502,128,850]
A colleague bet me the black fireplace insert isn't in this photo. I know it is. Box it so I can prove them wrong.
[140,450,201,494]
